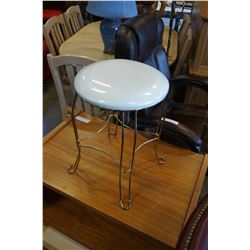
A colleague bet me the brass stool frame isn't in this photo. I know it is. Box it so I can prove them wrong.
[68,93,167,210]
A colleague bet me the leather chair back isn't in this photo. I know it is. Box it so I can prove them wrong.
[115,14,207,153]
[115,13,171,80]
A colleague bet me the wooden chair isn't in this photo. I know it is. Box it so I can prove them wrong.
[178,15,191,51]
[43,15,70,56]
[47,54,98,120]
[63,5,84,36]
[172,26,192,76]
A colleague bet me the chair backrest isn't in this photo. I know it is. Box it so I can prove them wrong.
[178,15,191,51]
[47,54,96,120]
[115,13,171,80]
[43,15,70,56]
[172,26,192,76]
[63,5,84,36]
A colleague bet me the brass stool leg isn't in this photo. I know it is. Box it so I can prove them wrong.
[68,93,81,174]
[154,99,169,165]
[108,111,118,138]
[119,111,137,210]
[154,122,165,165]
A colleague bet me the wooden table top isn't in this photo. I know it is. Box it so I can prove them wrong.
[59,21,178,65]
[43,114,207,249]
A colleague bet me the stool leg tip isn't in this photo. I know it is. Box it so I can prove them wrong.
[157,157,166,165]
[120,199,132,210]
[67,165,78,174]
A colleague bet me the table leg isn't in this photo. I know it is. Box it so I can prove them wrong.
[119,111,137,210]
[68,93,81,174]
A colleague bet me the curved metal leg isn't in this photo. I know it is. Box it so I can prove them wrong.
[67,145,81,173]
[108,111,118,138]
[119,111,137,210]
[68,93,81,174]
[153,126,166,165]
[154,99,168,165]
[127,110,137,204]
[80,114,113,142]
[119,112,127,209]
[68,95,164,209]
[69,111,121,175]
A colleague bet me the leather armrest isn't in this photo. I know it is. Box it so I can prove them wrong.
[162,120,202,147]
[170,75,208,92]
[136,116,202,152]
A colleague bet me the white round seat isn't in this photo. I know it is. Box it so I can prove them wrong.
[74,59,169,111]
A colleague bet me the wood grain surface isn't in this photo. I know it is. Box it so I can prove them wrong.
[43,113,207,249]
[44,187,171,250]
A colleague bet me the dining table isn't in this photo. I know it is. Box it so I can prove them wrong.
[59,21,178,65]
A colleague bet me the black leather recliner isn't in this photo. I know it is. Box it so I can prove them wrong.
[115,13,208,153]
